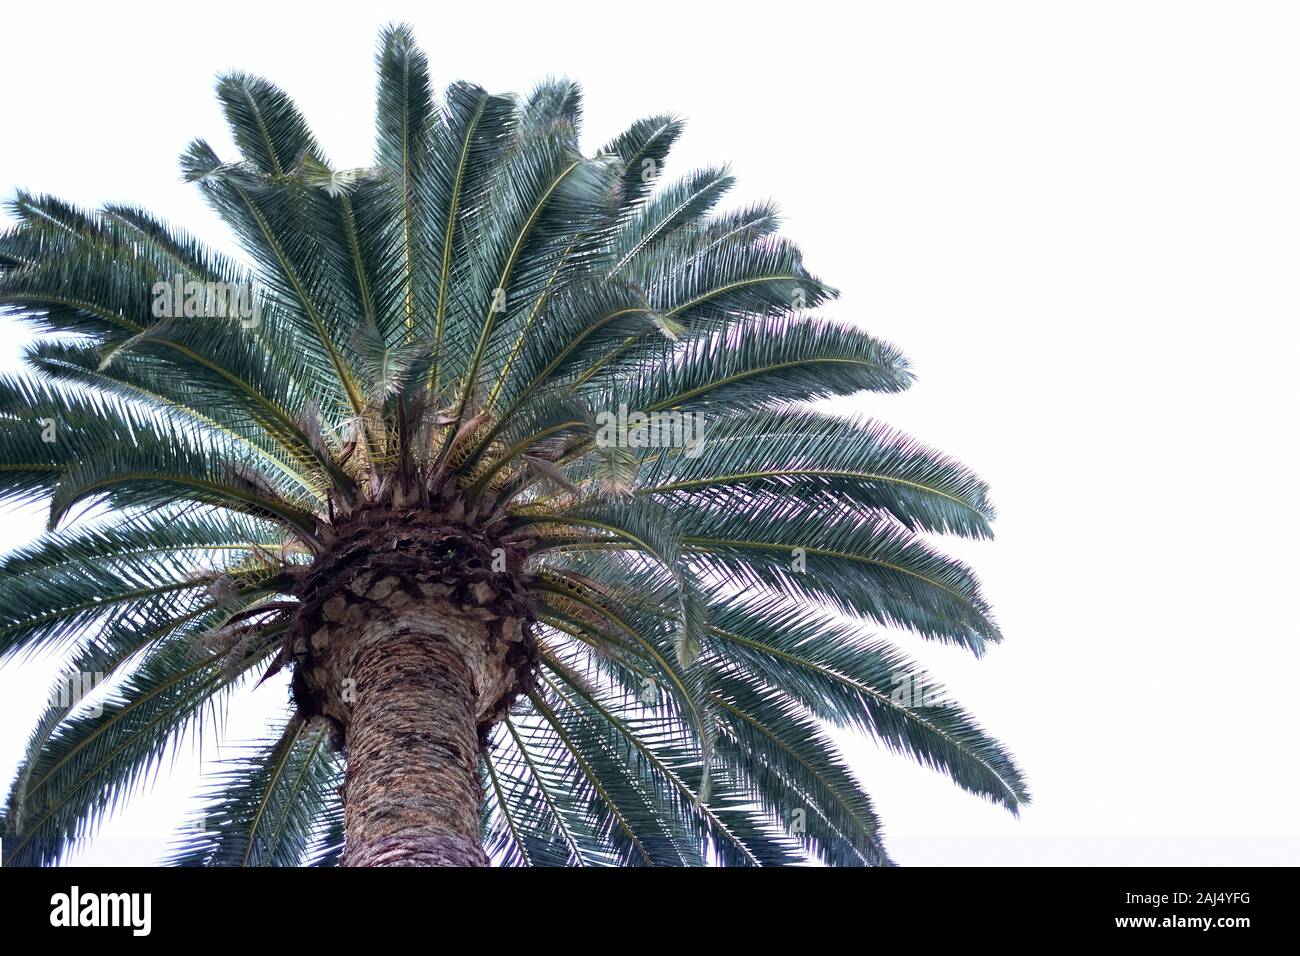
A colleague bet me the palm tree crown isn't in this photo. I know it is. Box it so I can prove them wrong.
[0,24,1026,867]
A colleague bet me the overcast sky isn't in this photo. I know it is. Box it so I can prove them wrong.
[1,0,1297,865]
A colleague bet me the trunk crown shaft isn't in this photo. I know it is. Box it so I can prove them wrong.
[286,502,539,750]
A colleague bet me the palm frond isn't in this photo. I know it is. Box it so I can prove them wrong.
[1,629,275,867]
[167,714,341,866]
[636,409,995,539]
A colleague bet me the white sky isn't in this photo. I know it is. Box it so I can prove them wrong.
[1,0,1298,866]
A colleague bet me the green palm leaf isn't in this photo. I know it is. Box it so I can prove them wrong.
[167,714,341,867]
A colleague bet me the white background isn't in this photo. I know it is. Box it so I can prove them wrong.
[1,0,1297,865]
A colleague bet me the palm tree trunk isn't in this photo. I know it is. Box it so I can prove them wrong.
[339,606,490,867]
[289,515,536,867]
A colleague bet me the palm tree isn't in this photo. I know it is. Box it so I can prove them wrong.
[0,24,1026,867]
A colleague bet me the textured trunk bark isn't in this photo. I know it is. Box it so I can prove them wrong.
[341,615,489,867]
[285,506,538,867]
